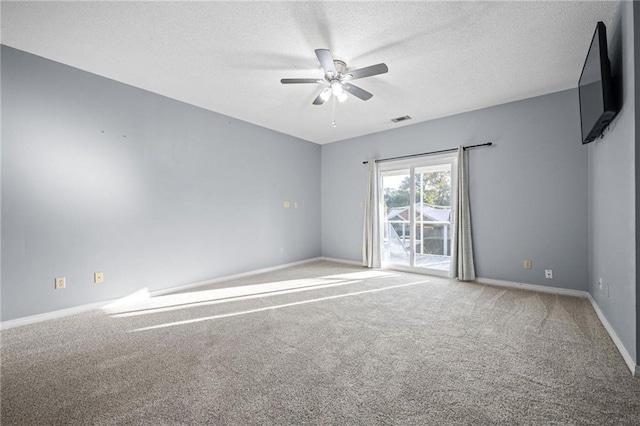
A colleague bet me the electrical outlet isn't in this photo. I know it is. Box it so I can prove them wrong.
[359,202,364,208]
[55,277,66,289]
[294,201,298,208]
[524,260,532,269]
[94,272,104,284]
[283,201,290,208]
[545,270,553,279]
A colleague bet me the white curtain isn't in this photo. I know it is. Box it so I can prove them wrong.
[450,146,475,281]
[362,159,381,268]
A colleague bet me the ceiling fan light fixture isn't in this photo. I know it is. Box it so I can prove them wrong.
[337,92,348,103]
[319,87,332,101]
[331,81,344,96]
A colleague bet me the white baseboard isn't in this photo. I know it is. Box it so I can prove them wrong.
[0,257,324,330]
[586,294,637,376]
[475,277,589,298]
[319,260,591,298]
[318,256,364,267]
[0,301,108,330]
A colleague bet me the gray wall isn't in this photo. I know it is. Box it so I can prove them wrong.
[587,0,636,365]
[1,45,321,321]
[322,88,588,291]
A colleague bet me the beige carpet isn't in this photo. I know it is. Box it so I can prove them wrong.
[1,261,639,425]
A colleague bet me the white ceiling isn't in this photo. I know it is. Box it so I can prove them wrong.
[1,1,618,144]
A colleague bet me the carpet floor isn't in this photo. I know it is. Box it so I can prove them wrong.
[1,261,639,425]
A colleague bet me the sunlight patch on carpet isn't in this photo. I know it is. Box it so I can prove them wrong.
[129,279,430,333]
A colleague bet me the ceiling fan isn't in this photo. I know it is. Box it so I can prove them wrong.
[281,49,388,105]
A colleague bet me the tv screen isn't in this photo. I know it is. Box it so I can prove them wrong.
[578,21,617,144]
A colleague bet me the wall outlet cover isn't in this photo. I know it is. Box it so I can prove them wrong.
[94,272,104,284]
[55,277,66,289]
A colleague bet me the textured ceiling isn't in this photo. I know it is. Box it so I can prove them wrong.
[1,1,618,144]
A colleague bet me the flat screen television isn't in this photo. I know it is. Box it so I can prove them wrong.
[578,21,617,144]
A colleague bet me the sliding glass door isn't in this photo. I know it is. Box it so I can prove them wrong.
[380,155,455,275]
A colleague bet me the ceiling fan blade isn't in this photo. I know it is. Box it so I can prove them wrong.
[346,63,388,80]
[315,49,336,75]
[342,83,373,101]
[281,78,323,84]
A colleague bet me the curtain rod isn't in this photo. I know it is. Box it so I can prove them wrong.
[362,142,493,165]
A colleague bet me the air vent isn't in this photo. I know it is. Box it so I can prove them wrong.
[391,115,412,123]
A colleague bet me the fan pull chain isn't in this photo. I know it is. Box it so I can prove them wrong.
[332,95,337,128]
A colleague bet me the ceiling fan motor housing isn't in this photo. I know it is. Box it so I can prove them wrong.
[330,60,348,80]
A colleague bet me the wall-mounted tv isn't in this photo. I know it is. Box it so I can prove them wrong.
[578,21,617,144]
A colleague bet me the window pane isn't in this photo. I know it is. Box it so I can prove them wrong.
[382,170,411,266]
[414,164,452,271]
